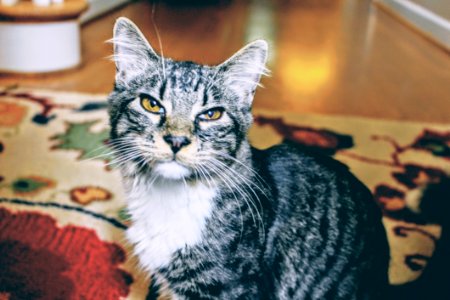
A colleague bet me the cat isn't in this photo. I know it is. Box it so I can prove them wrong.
[107,17,390,299]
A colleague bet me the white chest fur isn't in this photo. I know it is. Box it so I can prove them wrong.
[125,178,216,272]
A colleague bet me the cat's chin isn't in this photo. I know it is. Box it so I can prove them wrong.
[153,161,191,180]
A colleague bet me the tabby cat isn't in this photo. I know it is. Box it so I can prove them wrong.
[108,17,390,299]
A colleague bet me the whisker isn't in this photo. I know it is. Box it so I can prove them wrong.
[151,1,166,80]
[106,149,144,167]
[199,152,269,199]
[201,158,264,240]
[208,151,269,197]
[203,157,266,241]
[198,163,245,242]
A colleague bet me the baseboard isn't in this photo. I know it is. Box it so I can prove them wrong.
[81,0,132,23]
[374,0,450,51]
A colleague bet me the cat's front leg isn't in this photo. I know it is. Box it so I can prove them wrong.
[160,254,261,300]
[168,283,260,300]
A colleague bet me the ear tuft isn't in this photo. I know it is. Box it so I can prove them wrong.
[219,40,269,105]
[110,17,159,84]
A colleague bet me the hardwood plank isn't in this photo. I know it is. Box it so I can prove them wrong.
[255,0,450,123]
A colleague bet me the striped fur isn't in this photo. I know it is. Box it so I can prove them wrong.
[108,18,390,299]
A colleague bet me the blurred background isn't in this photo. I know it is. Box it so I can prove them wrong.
[0,2,449,297]
[0,0,449,122]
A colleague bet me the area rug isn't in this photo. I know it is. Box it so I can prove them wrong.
[0,87,449,299]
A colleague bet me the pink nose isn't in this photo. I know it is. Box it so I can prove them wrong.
[163,135,191,153]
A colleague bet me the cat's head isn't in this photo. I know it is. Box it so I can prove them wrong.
[108,17,268,181]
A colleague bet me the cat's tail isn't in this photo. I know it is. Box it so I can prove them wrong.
[388,176,450,300]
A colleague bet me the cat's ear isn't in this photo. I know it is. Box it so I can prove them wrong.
[112,17,159,84]
[218,40,269,106]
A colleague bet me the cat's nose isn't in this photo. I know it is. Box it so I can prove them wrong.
[163,135,191,154]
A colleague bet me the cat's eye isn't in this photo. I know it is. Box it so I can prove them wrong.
[140,95,164,114]
[198,108,224,121]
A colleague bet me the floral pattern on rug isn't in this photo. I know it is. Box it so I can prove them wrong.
[0,208,132,299]
[70,186,113,205]
[51,121,113,165]
[0,87,449,299]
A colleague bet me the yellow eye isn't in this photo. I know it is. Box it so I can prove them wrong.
[141,96,164,114]
[199,109,223,121]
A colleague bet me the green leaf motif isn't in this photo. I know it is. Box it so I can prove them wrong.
[118,207,131,222]
[52,121,113,163]
[10,176,55,194]
[12,178,46,193]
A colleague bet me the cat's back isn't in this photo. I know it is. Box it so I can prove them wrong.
[254,142,389,299]
[256,141,379,218]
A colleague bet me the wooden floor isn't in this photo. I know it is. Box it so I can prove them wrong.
[0,0,449,123]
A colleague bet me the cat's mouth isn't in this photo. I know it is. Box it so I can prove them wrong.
[153,161,191,180]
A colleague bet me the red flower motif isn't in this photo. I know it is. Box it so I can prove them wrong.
[0,208,132,299]
[254,116,353,154]
[373,184,405,212]
[392,164,446,189]
[372,184,424,223]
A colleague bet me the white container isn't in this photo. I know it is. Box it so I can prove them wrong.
[0,20,81,73]
[33,0,52,6]
[0,0,20,6]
